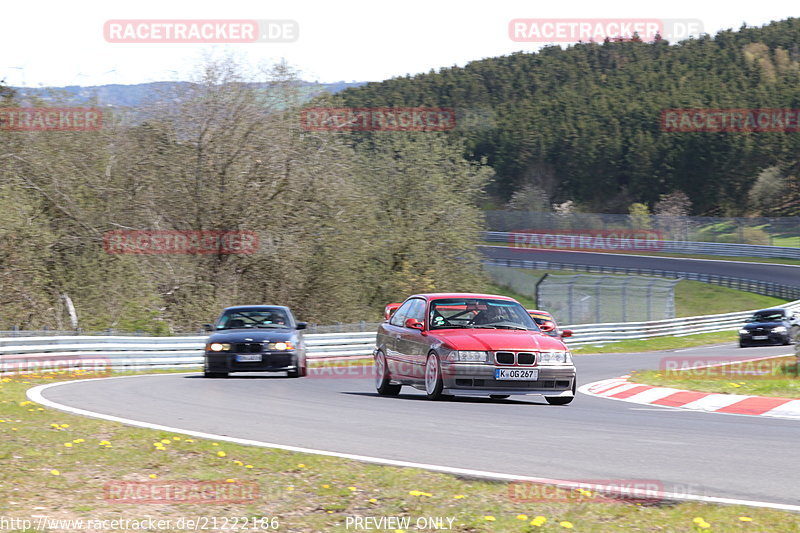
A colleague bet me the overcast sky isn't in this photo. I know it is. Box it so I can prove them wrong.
[4,0,797,87]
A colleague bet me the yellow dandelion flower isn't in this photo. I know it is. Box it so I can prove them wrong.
[149,474,157,479]
[693,518,705,524]
[59,424,69,428]
[36,408,44,411]
[73,439,84,443]
[348,486,357,491]
[286,486,294,491]
[245,465,253,469]
[368,498,377,503]
[50,469,60,476]
[233,460,243,466]
[698,522,710,530]
[185,439,194,443]
[160,439,171,444]
[63,443,73,448]
[225,479,236,483]
[483,516,496,522]
[297,463,306,468]
[530,516,547,527]
[216,451,227,457]
[322,484,330,489]
[560,521,574,529]
[211,442,219,446]
[172,436,181,440]
[99,440,110,445]
[517,514,529,520]
[453,494,465,499]
[739,517,753,522]
[11,428,17,431]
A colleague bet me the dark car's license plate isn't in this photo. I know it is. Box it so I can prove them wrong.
[236,354,262,362]
[495,368,538,380]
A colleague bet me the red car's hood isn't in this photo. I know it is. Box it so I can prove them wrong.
[432,329,568,351]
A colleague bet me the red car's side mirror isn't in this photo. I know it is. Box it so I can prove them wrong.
[561,329,573,338]
[405,318,424,330]
[539,321,555,332]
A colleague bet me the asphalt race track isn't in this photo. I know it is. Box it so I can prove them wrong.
[36,343,800,507]
[480,246,800,288]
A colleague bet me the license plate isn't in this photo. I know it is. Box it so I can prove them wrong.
[495,368,538,381]
[752,335,768,340]
[236,354,262,362]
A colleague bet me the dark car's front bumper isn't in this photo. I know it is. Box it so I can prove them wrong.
[439,362,576,396]
[205,351,304,373]
[739,329,789,345]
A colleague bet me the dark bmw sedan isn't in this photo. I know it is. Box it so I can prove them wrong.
[374,293,577,403]
[203,305,307,378]
[738,307,799,347]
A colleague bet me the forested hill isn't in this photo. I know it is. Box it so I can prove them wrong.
[331,18,800,215]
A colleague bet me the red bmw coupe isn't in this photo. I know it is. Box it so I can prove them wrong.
[374,293,576,403]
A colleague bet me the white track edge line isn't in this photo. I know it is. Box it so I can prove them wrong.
[26,375,800,512]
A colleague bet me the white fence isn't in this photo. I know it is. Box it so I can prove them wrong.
[2,300,799,373]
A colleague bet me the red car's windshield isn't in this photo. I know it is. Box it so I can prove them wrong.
[428,298,540,331]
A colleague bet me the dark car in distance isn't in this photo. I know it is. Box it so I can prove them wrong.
[375,293,577,404]
[738,308,800,347]
[203,305,307,378]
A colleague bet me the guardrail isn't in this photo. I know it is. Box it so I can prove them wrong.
[0,332,377,373]
[2,299,800,373]
[483,257,800,300]
[485,232,800,260]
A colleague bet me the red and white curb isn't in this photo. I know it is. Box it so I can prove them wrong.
[579,376,800,420]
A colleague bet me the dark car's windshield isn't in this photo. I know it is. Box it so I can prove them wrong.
[749,311,786,322]
[429,298,540,331]
[216,308,291,330]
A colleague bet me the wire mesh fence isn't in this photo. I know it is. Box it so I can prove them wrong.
[485,264,678,324]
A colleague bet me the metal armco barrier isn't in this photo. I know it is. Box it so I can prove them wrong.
[483,258,800,300]
[0,332,377,372]
[485,232,800,260]
[2,299,800,372]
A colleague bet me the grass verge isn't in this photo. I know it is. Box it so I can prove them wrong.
[570,331,738,354]
[2,370,799,531]
[630,355,800,399]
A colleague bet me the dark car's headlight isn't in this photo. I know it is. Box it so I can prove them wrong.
[772,326,787,333]
[267,341,295,351]
[538,351,572,365]
[738,329,749,335]
[207,343,231,352]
